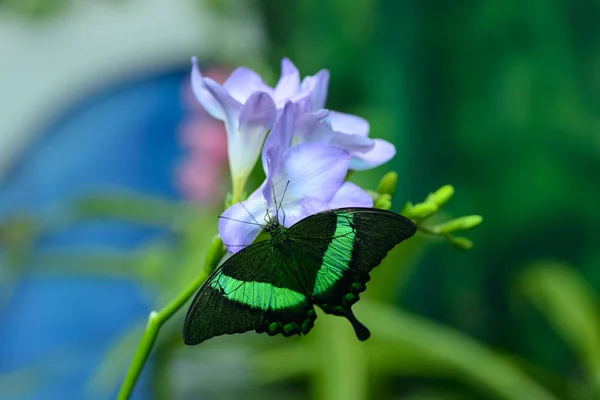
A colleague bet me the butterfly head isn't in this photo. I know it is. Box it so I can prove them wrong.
[264,217,281,233]
[264,210,288,245]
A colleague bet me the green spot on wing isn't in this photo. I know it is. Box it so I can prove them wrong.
[211,274,307,310]
[314,214,355,295]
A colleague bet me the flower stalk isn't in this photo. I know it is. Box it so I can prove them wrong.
[116,236,225,399]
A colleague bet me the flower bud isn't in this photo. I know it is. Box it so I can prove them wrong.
[376,171,398,198]
[449,236,473,251]
[374,193,392,211]
[433,215,483,234]
[407,201,438,219]
[426,185,454,207]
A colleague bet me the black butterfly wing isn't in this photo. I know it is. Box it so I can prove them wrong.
[183,240,317,345]
[286,207,417,340]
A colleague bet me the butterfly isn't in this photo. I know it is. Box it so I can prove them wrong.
[183,207,417,345]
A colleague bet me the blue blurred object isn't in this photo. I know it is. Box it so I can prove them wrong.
[0,68,188,399]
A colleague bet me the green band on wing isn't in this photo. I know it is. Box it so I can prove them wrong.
[313,214,355,295]
[211,274,307,310]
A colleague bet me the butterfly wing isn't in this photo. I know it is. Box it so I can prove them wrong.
[183,240,316,345]
[287,207,417,340]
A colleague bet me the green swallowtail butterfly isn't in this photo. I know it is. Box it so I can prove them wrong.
[183,207,416,345]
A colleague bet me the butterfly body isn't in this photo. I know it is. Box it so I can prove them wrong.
[183,207,416,345]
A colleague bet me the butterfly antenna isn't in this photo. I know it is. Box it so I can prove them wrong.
[280,180,290,226]
[264,205,272,224]
[239,201,264,227]
[270,180,280,223]
[218,215,262,227]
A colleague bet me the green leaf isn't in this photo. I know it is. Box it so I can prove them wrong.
[402,389,471,400]
[72,191,189,227]
[253,300,556,400]
[312,309,368,400]
[253,343,317,384]
[32,245,171,285]
[360,300,558,400]
[518,262,600,394]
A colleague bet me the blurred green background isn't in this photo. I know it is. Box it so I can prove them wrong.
[1,0,599,399]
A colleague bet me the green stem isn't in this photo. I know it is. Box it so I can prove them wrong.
[116,256,216,399]
[417,225,437,235]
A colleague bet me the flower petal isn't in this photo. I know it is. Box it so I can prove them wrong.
[328,182,374,209]
[203,78,242,134]
[329,132,375,153]
[219,188,267,253]
[329,111,370,136]
[349,138,397,170]
[273,58,300,106]
[262,101,296,175]
[278,196,329,227]
[268,142,349,207]
[294,110,334,143]
[223,67,270,103]
[294,111,374,153]
[238,91,277,134]
[301,69,330,111]
[191,57,230,121]
[230,92,277,182]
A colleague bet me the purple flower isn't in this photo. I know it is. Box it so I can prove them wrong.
[191,56,395,186]
[192,57,328,114]
[219,102,373,253]
[191,57,277,201]
[294,109,396,170]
